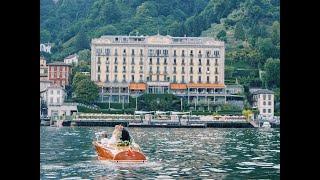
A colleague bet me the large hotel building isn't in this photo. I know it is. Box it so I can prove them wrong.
[91,35,234,109]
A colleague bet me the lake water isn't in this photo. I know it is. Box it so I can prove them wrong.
[40,127,280,179]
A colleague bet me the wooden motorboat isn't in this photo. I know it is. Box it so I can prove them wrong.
[92,141,147,163]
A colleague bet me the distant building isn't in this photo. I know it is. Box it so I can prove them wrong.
[40,57,49,81]
[47,62,72,88]
[91,34,226,110]
[40,43,52,54]
[64,54,79,65]
[45,85,77,117]
[252,89,274,119]
[46,85,65,106]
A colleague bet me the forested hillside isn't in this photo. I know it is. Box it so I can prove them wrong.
[40,0,279,92]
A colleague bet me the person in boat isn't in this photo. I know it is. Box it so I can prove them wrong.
[100,131,109,146]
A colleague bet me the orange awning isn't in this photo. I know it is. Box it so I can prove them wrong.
[129,83,147,90]
[187,83,225,88]
[170,83,187,90]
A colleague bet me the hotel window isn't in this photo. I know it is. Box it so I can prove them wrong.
[190,67,193,73]
[199,59,202,65]
[98,57,101,64]
[207,59,210,66]
[263,95,266,100]
[198,76,201,83]
[157,66,160,73]
[115,66,118,72]
[51,90,53,95]
[157,75,160,81]
[131,66,134,73]
[215,59,218,65]
[115,49,118,55]
[215,76,218,83]
[207,76,210,83]
[98,66,101,72]
[149,58,152,64]
[132,75,135,82]
[140,75,143,81]
[182,50,185,56]
[57,90,60,95]
[140,66,143,71]
[98,74,100,81]
[182,59,185,65]
[57,97,60,104]
[123,66,126,72]
[190,58,193,65]
[149,66,152,73]
[131,49,135,55]
[123,49,126,54]
[268,94,271,100]
[122,75,126,82]
[106,66,109,73]
[198,67,202,73]
[263,109,266,113]
[173,67,176,73]
[146,76,150,81]
[157,58,160,65]
[115,75,118,81]
[173,75,176,82]
[131,58,135,64]
[164,75,167,81]
[115,57,118,64]
[140,49,143,56]
[215,67,218,74]
[174,59,176,65]
[50,98,53,104]
[174,50,177,56]
[106,75,109,82]
[182,76,185,83]
[190,76,193,82]
[182,67,185,73]
[268,101,272,105]
[164,66,167,73]
[164,58,167,64]
[123,57,126,64]
[207,67,210,72]
[263,101,266,105]
[268,109,271,113]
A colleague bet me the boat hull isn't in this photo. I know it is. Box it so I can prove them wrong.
[93,141,147,162]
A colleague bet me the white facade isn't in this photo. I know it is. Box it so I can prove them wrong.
[47,103,78,117]
[40,43,52,54]
[64,54,79,65]
[252,89,274,119]
[46,85,65,106]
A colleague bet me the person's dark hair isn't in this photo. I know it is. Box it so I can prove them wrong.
[120,128,131,142]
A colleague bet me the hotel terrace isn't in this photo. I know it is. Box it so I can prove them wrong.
[91,35,242,109]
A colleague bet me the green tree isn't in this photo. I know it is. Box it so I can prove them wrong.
[271,21,280,45]
[72,72,89,89]
[78,49,91,61]
[263,58,280,89]
[74,79,99,104]
[234,23,245,41]
[40,29,52,43]
[75,30,89,51]
[217,30,227,41]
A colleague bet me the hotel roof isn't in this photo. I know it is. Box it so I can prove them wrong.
[47,62,71,66]
[252,89,274,94]
[92,34,224,46]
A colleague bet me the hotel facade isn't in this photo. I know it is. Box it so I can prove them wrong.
[91,35,232,109]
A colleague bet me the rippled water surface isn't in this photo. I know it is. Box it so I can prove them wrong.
[40,127,280,179]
